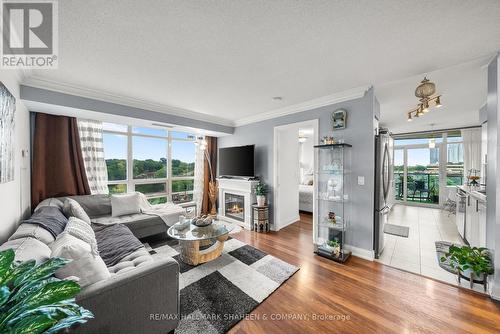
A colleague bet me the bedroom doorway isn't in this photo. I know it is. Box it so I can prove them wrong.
[273,119,318,231]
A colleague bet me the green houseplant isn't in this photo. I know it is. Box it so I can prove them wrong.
[440,245,493,288]
[255,181,268,206]
[0,248,93,333]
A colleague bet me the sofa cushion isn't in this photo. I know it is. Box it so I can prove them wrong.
[63,198,91,224]
[58,195,112,219]
[51,233,110,287]
[34,198,64,212]
[111,193,141,217]
[0,237,51,263]
[65,217,98,255]
[92,214,168,239]
[107,247,154,275]
[8,223,55,245]
[21,206,68,238]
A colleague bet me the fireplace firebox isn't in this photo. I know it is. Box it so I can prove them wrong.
[225,193,245,222]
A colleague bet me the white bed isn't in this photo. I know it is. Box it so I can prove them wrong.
[299,184,314,212]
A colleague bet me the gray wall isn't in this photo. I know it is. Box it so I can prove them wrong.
[218,89,376,251]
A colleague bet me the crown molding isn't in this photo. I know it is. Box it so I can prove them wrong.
[233,85,371,127]
[21,76,235,127]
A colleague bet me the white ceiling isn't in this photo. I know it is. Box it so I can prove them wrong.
[376,56,489,134]
[27,0,500,126]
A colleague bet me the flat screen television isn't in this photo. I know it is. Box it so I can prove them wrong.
[219,145,255,177]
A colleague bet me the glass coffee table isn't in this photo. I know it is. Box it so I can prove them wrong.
[167,220,234,265]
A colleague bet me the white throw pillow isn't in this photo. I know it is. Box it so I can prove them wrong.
[51,233,110,287]
[65,217,98,256]
[111,193,141,217]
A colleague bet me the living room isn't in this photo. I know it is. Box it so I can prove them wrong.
[1,1,500,333]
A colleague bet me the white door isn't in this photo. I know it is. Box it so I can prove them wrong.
[275,126,300,230]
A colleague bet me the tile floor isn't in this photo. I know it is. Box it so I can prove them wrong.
[376,204,483,289]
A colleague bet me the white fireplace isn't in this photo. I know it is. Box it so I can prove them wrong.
[217,178,259,229]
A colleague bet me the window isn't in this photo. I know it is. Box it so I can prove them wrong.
[446,135,464,186]
[103,133,127,181]
[103,122,196,204]
[393,132,466,205]
[132,136,167,179]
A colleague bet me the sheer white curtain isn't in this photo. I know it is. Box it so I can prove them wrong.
[77,119,109,194]
[461,128,482,184]
[193,137,205,215]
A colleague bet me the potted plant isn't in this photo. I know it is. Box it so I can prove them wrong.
[255,181,268,206]
[440,245,493,289]
[327,240,341,257]
[0,248,93,333]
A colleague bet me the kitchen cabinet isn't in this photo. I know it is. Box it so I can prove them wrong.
[465,196,486,247]
[456,186,487,247]
[478,200,487,247]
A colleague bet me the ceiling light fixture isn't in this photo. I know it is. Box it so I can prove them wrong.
[406,77,442,121]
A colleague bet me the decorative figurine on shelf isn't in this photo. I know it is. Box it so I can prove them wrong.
[327,240,341,257]
[467,169,481,187]
[321,136,337,145]
[328,211,336,224]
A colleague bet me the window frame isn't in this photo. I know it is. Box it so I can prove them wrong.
[393,132,464,206]
[103,124,196,204]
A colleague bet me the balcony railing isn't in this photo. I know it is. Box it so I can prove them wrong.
[394,172,463,204]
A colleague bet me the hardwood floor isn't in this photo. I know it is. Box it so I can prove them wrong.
[228,213,500,334]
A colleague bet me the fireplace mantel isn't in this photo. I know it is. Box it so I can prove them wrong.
[217,178,259,229]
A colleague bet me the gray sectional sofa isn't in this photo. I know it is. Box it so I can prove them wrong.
[0,194,182,334]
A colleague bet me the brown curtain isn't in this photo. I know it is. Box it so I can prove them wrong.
[201,136,217,214]
[31,113,91,208]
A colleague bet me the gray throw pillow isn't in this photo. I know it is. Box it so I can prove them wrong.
[63,198,91,224]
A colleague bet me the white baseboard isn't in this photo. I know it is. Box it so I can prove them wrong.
[490,282,500,300]
[273,215,300,231]
[344,245,375,261]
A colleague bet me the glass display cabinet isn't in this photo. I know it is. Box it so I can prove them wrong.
[313,143,352,263]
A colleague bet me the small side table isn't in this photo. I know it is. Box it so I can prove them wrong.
[252,204,269,233]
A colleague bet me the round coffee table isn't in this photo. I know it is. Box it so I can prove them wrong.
[167,221,234,265]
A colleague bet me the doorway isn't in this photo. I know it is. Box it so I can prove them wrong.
[273,119,318,231]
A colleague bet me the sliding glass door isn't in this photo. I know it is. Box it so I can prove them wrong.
[393,132,463,206]
[406,147,439,204]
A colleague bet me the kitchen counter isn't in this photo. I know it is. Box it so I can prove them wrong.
[457,185,486,202]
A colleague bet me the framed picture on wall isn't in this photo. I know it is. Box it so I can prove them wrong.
[331,109,347,130]
[0,82,16,184]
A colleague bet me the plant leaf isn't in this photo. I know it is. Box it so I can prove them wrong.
[0,249,15,285]
[0,286,10,308]
[43,310,94,334]
[19,280,81,312]
[2,259,36,287]
[6,314,58,334]
[14,257,70,288]
[9,277,60,305]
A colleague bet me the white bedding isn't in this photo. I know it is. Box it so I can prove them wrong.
[299,184,313,212]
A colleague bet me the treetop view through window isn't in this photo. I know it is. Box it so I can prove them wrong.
[103,123,196,204]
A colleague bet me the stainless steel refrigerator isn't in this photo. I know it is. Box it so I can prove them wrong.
[374,130,394,258]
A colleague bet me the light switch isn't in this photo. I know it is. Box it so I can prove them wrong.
[358,176,365,186]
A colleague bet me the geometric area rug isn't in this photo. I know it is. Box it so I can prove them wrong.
[145,237,299,334]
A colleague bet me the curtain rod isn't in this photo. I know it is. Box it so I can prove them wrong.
[393,125,481,137]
